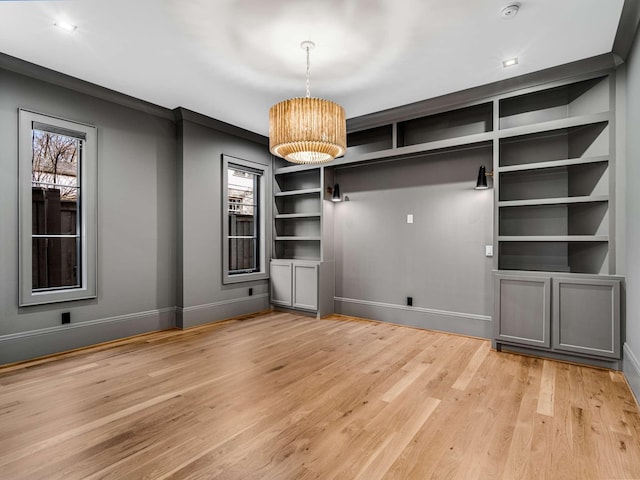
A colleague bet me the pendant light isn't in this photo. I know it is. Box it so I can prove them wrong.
[269,41,346,165]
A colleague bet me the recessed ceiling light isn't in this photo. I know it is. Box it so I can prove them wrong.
[502,58,518,68]
[54,21,77,33]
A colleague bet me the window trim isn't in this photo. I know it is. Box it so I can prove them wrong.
[18,109,98,306]
[221,154,270,284]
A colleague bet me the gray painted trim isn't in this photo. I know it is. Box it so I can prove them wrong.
[334,297,492,322]
[0,52,173,120]
[177,294,270,329]
[624,343,640,406]
[0,307,176,343]
[174,108,268,145]
[347,54,617,132]
[498,343,621,370]
[221,155,271,284]
[181,294,268,313]
[0,308,176,365]
[334,297,493,339]
[613,0,640,61]
[18,110,98,306]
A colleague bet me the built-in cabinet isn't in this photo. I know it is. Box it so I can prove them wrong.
[495,272,621,363]
[492,74,622,366]
[270,260,319,311]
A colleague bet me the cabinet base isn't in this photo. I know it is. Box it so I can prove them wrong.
[495,341,621,370]
[271,305,318,318]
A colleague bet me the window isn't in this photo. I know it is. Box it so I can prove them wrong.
[222,154,270,284]
[19,110,97,306]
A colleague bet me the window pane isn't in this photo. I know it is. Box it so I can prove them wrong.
[228,168,256,207]
[228,238,256,273]
[30,128,82,291]
[31,130,79,188]
[228,212,255,237]
[32,237,80,290]
[32,186,79,235]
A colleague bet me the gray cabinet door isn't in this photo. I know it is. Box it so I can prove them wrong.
[270,261,293,307]
[495,274,552,348]
[552,277,620,358]
[293,263,318,311]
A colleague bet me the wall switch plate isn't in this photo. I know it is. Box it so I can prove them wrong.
[248,288,253,296]
[407,214,414,224]
[485,245,494,257]
[407,296,413,306]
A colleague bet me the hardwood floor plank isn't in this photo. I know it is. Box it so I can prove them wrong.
[537,359,556,417]
[451,341,490,391]
[0,312,639,479]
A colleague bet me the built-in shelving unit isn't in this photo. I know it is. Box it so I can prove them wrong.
[270,163,335,316]
[273,168,323,261]
[268,71,621,365]
[329,101,495,167]
[496,74,612,275]
[491,73,620,367]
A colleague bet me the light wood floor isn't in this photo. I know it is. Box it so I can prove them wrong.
[1,312,639,479]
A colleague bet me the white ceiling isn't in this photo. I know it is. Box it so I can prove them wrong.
[0,0,625,135]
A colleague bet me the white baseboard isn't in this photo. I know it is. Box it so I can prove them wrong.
[0,307,176,365]
[624,343,640,406]
[334,296,493,339]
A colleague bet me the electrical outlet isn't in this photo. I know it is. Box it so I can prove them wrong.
[61,312,70,324]
[248,288,253,296]
[407,214,414,224]
[407,296,413,306]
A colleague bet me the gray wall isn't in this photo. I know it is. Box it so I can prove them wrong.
[624,25,640,402]
[333,147,494,338]
[0,69,177,363]
[176,120,270,328]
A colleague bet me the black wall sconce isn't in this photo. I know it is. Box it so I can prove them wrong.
[327,183,341,202]
[475,165,494,190]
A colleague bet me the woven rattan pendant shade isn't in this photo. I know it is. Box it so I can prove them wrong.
[269,41,346,165]
[269,97,346,164]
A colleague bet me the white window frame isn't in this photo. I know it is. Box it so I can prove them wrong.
[222,154,270,284]
[18,109,98,306]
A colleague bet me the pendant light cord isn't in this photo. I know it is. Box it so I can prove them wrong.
[305,45,311,98]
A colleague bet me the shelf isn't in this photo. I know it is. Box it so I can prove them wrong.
[334,134,493,167]
[347,125,393,156]
[498,235,608,242]
[498,112,610,139]
[275,236,321,241]
[499,161,609,202]
[499,76,609,130]
[274,164,321,175]
[275,213,321,219]
[397,102,493,147]
[274,187,321,197]
[497,155,609,173]
[499,201,608,237]
[499,122,609,168]
[499,240,609,274]
[499,195,608,208]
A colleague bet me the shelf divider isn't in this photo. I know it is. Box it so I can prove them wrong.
[275,236,322,241]
[498,195,609,208]
[498,235,609,242]
[275,213,321,219]
[497,112,610,139]
[274,187,321,197]
[498,155,609,173]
